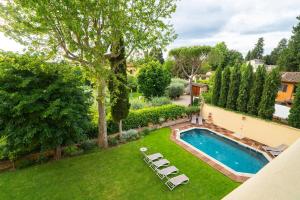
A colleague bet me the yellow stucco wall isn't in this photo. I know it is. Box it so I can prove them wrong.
[202,104,300,147]
[276,82,295,102]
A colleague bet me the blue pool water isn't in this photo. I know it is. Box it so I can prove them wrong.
[180,129,269,174]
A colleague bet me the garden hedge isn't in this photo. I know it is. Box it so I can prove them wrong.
[106,104,199,134]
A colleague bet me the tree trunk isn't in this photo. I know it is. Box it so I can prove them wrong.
[97,81,108,148]
[54,145,62,160]
[119,120,123,136]
[189,76,193,106]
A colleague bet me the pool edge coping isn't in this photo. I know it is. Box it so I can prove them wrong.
[171,126,272,183]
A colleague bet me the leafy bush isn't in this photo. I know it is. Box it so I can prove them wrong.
[130,98,149,110]
[80,140,97,151]
[0,53,93,160]
[150,97,171,106]
[171,78,189,87]
[166,82,185,99]
[63,145,83,156]
[185,106,200,116]
[137,60,171,99]
[127,75,138,92]
[120,129,139,142]
[15,159,36,169]
[108,137,119,146]
[193,98,200,106]
[107,104,191,134]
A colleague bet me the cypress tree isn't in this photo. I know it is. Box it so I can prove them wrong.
[226,65,241,110]
[237,64,253,112]
[288,83,300,128]
[258,68,281,119]
[211,66,222,105]
[218,66,231,107]
[108,38,130,135]
[247,65,267,115]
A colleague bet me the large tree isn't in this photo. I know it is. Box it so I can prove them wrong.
[208,42,228,70]
[137,60,171,99]
[0,0,177,148]
[251,37,264,59]
[218,66,231,107]
[247,65,266,115]
[226,65,241,110]
[0,52,92,160]
[169,46,211,105]
[277,16,300,71]
[237,64,253,112]
[108,38,130,136]
[288,83,300,128]
[258,68,281,120]
[268,38,287,65]
[211,66,222,105]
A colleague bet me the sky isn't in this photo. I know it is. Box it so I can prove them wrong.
[0,0,300,56]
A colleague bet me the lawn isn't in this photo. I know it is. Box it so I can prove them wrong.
[0,128,239,200]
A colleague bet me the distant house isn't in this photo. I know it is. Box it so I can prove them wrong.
[246,59,277,72]
[276,72,300,105]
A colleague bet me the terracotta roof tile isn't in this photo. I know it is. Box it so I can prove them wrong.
[281,72,300,83]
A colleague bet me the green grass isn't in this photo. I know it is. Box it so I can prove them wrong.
[0,128,239,200]
[130,92,143,100]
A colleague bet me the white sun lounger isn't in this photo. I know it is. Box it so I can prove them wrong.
[165,174,189,191]
[262,144,287,152]
[269,150,282,157]
[140,147,163,164]
[144,153,163,164]
[150,159,170,171]
[191,115,197,124]
[198,116,203,125]
[156,166,179,179]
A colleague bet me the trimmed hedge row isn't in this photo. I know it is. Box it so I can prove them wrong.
[107,104,199,134]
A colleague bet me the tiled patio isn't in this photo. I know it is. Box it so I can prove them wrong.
[170,121,274,182]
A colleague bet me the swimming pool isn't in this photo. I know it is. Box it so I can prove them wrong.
[180,128,270,175]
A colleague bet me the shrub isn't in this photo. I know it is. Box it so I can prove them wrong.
[63,145,83,156]
[127,75,138,92]
[137,60,171,99]
[185,106,200,116]
[288,83,300,128]
[15,159,36,169]
[193,98,200,106]
[202,92,212,103]
[0,52,92,160]
[120,129,139,142]
[107,104,188,134]
[80,140,97,151]
[171,78,189,87]
[108,137,119,146]
[237,64,253,112]
[258,68,281,119]
[150,97,171,106]
[211,66,222,105]
[130,99,149,110]
[166,82,185,99]
[140,127,151,136]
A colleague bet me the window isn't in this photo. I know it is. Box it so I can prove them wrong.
[279,84,288,92]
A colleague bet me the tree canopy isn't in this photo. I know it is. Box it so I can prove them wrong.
[0,52,92,160]
[0,0,178,148]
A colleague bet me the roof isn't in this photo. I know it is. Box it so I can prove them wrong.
[281,72,300,83]
[192,82,208,87]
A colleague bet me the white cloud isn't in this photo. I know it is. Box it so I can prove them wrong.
[168,0,300,56]
[0,33,24,52]
[0,0,299,57]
